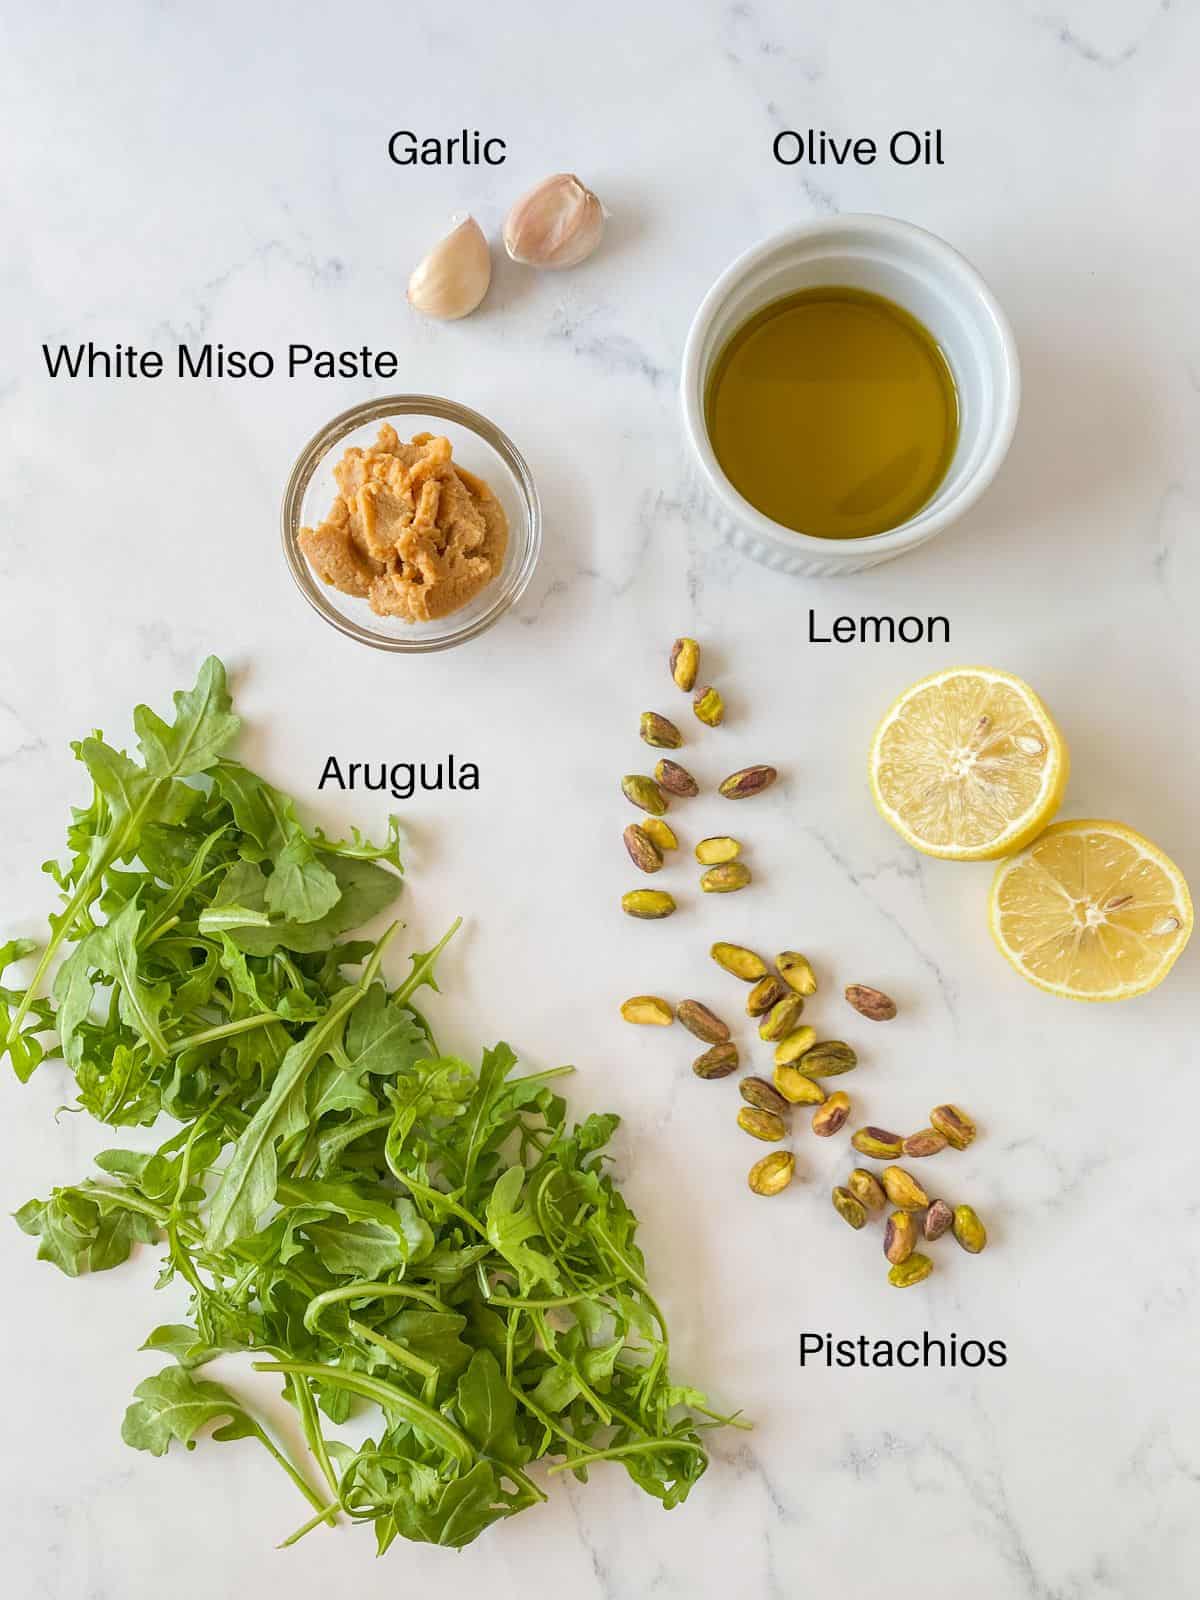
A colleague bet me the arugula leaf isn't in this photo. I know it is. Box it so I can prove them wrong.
[2,658,240,1070]
[206,926,398,1252]
[484,1168,561,1294]
[15,1188,158,1276]
[8,659,737,1556]
[453,1350,526,1468]
[122,1366,258,1455]
[263,834,341,925]
[132,657,242,780]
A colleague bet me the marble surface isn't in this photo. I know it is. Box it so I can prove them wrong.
[3,1,1199,1594]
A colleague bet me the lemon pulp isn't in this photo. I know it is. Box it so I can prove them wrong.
[869,667,1068,861]
[990,820,1192,1000]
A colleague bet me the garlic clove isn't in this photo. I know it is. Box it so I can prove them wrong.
[503,173,605,270]
[408,214,492,320]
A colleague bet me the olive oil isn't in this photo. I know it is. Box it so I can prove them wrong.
[705,286,958,540]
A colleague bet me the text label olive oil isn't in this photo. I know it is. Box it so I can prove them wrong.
[705,287,959,540]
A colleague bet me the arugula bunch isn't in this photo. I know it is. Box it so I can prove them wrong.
[3,658,739,1552]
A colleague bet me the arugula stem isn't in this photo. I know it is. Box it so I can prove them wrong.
[277,1499,341,1549]
[168,1011,282,1055]
[252,1361,475,1469]
[348,1317,439,1384]
[249,1422,333,1519]
[476,1262,620,1309]
[291,1374,341,1515]
[546,1437,709,1475]
[391,917,462,1007]
[302,1280,445,1336]
[385,1164,489,1240]
[530,1310,614,1427]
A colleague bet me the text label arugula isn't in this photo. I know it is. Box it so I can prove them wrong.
[319,756,479,802]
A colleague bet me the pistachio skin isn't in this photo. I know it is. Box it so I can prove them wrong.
[884,1210,918,1265]
[640,712,683,749]
[676,1000,730,1043]
[931,1104,977,1150]
[844,983,897,1021]
[623,823,663,874]
[811,1091,851,1137]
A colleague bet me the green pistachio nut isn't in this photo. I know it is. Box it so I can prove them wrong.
[832,1186,868,1230]
[621,889,676,920]
[777,951,817,995]
[622,774,668,816]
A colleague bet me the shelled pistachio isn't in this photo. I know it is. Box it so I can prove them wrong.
[655,758,699,798]
[620,996,674,1026]
[748,1150,795,1196]
[800,1040,857,1077]
[718,764,776,799]
[811,1091,850,1137]
[832,1186,868,1230]
[746,974,787,1016]
[777,951,817,996]
[621,889,676,920]
[930,1104,976,1150]
[676,1000,730,1043]
[884,1210,917,1265]
[888,1254,933,1288]
[670,637,700,692]
[641,816,678,853]
[738,1105,786,1142]
[851,1127,904,1160]
[773,1064,826,1106]
[952,1205,988,1254]
[847,1168,887,1214]
[695,836,741,865]
[924,1199,954,1241]
[739,1076,791,1117]
[623,823,663,874]
[774,1025,817,1066]
[711,942,768,982]
[693,686,725,726]
[693,1042,739,1080]
[701,862,751,893]
[902,1128,948,1158]
[640,712,683,749]
[844,983,897,1021]
[759,994,805,1042]
[621,774,668,815]
[881,1167,930,1211]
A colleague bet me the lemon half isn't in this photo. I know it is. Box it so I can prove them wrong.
[869,667,1069,861]
[990,820,1192,1000]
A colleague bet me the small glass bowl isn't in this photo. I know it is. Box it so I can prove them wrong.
[281,395,541,652]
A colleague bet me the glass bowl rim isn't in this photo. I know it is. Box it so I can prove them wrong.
[280,393,542,653]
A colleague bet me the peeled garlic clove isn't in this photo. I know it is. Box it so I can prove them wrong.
[408,214,491,320]
[503,173,605,269]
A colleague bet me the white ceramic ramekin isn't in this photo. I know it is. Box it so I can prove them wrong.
[680,215,1020,577]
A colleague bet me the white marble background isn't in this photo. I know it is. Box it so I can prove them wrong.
[3,1,1199,1594]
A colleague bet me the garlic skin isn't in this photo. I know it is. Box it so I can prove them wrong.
[503,173,605,269]
[408,215,492,320]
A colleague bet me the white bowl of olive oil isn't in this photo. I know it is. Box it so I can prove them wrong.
[680,215,1019,576]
